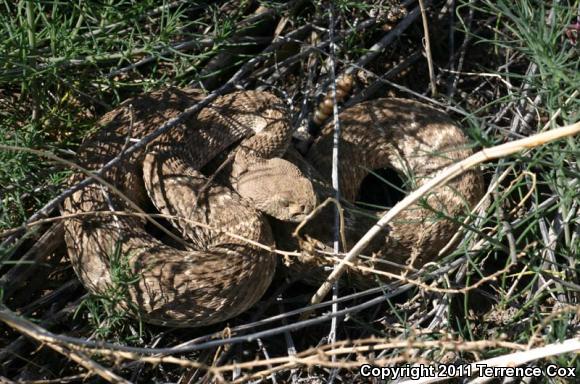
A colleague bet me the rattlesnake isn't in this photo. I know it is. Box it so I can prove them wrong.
[62,87,483,327]
[62,88,316,327]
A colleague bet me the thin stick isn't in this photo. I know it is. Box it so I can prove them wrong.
[0,210,298,259]
[0,144,188,248]
[348,2,424,73]
[418,0,437,96]
[0,222,64,297]
[307,121,580,306]
[0,285,408,357]
[0,307,131,384]
[327,4,341,380]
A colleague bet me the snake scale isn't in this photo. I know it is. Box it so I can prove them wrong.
[62,87,483,327]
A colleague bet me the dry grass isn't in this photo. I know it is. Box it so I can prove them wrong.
[1,0,579,383]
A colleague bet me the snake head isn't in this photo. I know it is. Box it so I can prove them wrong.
[231,157,317,222]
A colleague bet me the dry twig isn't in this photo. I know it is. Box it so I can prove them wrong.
[418,0,437,96]
[0,307,130,384]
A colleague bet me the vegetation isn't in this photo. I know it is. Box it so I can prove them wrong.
[0,0,578,382]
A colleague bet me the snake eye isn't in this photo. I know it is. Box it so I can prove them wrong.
[278,198,290,207]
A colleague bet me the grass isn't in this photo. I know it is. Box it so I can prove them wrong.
[1,0,186,228]
[74,242,145,342]
[0,0,579,382]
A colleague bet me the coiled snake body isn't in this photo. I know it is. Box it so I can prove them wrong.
[307,98,483,268]
[62,88,483,327]
[62,88,315,327]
